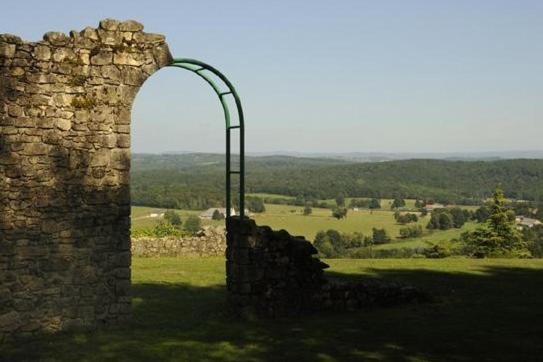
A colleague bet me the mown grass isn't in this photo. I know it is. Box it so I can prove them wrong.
[3,257,543,361]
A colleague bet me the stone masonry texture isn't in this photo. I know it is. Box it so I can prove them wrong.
[0,19,172,340]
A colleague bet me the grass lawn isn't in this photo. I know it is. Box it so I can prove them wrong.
[3,257,543,361]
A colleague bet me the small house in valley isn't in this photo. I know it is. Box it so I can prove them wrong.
[424,203,445,212]
[515,216,542,229]
[199,208,236,219]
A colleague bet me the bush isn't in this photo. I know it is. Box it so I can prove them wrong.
[132,222,186,238]
[427,208,464,230]
[332,207,348,220]
[369,198,381,209]
[524,225,543,258]
[212,209,224,220]
[184,215,202,235]
[247,197,266,213]
[303,205,312,215]
[399,225,423,238]
[394,212,419,224]
[391,198,406,209]
[423,244,451,258]
[372,228,391,244]
[314,230,366,257]
[163,210,182,226]
[348,247,427,259]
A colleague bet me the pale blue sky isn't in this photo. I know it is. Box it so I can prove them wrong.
[3,1,542,153]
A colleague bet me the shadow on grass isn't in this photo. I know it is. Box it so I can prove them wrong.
[3,264,543,361]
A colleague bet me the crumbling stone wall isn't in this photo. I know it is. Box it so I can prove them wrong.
[226,217,425,318]
[0,19,171,339]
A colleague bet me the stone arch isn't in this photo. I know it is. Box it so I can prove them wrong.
[0,18,421,341]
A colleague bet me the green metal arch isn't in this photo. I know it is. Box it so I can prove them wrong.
[167,58,245,218]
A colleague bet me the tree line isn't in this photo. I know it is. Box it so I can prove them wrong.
[132,155,543,210]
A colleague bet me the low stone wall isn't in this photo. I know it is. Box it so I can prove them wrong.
[226,217,425,317]
[132,227,226,257]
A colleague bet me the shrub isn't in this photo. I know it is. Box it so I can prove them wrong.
[524,225,543,258]
[184,215,202,235]
[423,244,451,258]
[394,212,419,224]
[427,208,463,230]
[399,225,423,238]
[132,222,186,238]
[332,207,348,220]
[314,230,366,257]
[212,209,224,220]
[163,210,182,226]
[247,197,266,213]
[372,228,391,244]
[369,198,381,209]
[391,198,406,209]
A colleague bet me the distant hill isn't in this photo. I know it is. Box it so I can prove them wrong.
[247,150,543,162]
[131,153,543,209]
[132,153,349,171]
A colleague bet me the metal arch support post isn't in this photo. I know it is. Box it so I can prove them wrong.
[167,58,245,219]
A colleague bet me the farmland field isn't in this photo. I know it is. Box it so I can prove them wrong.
[252,204,474,242]
[131,203,475,249]
[4,257,543,361]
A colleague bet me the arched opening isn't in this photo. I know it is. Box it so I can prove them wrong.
[132,58,245,220]
[127,58,249,326]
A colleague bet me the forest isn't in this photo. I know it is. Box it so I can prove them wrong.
[131,153,543,209]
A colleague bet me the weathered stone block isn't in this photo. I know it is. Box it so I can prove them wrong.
[43,32,69,46]
[0,43,16,58]
[90,51,113,65]
[119,20,144,32]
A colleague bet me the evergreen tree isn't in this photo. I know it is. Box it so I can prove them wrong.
[462,188,528,257]
[335,194,345,207]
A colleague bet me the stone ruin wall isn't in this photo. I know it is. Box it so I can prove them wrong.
[0,19,171,340]
[0,19,423,341]
[225,218,424,318]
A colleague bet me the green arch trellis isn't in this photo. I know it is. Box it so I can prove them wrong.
[167,58,245,218]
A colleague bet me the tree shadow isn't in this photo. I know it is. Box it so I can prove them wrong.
[3,262,543,361]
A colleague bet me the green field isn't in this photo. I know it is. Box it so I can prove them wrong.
[252,204,473,242]
[132,203,474,250]
[4,257,543,361]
